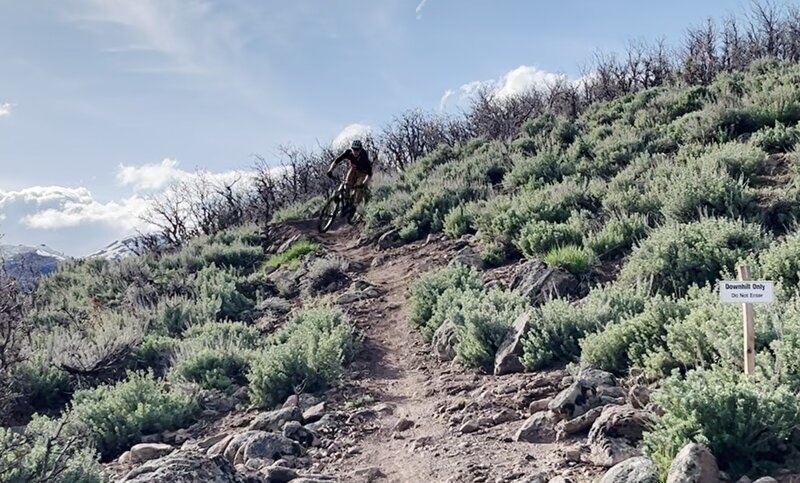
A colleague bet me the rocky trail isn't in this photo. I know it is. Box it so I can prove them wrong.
[109,220,784,483]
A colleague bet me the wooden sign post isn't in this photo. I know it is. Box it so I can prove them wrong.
[719,266,774,376]
[737,266,756,376]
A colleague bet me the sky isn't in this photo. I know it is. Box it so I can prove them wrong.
[0,0,770,255]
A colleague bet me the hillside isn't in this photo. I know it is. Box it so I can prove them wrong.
[6,54,800,483]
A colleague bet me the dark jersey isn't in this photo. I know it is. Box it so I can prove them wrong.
[333,148,373,176]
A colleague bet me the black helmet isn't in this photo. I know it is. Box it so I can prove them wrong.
[351,139,363,150]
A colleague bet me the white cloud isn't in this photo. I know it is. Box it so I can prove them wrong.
[117,158,189,191]
[74,0,248,75]
[495,65,565,99]
[23,196,150,231]
[0,103,12,118]
[332,123,372,151]
[0,186,93,207]
[439,89,454,111]
[440,65,571,110]
[415,0,429,19]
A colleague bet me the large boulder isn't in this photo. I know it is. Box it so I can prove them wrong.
[129,443,175,464]
[222,431,302,466]
[248,406,302,432]
[667,443,720,483]
[587,406,657,467]
[599,457,660,483]
[494,312,532,376]
[119,450,243,483]
[432,320,459,362]
[510,260,580,305]
[449,246,484,270]
[548,369,618,420]
[515,411,558,443]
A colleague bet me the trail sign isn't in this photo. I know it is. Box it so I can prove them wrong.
[720,267,774,376]
[719,281,775,304]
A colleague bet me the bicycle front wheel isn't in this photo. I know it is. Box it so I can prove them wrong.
[318,195,340,233]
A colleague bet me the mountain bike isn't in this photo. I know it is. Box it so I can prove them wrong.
[317,180,365,233]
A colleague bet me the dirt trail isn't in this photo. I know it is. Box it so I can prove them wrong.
[303,224,592,483]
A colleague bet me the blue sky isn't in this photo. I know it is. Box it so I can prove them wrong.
[0,0,765,255]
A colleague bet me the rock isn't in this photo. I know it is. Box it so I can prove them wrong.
[141,433,162,444]
[119,450,243,482]
[529,398,553,414]
[378,228,402,250]
[197,434,231,451]
[306,414,336,433]
[752,479,779,483]
[283,421,316,447]
[372,403,395,415]
[263,465,298,483]
[599,457,659,483]
[737,478,753,483]
[515,411,558,443]
[628,385,650,410]
[558,405,604,438]
[450,246,484,270]
[351,466,386,482]
[511,260,580,305]
[494,312,532,376]
[491,408,519,425]
[459,420,480,434]
[519,470,554,483]
[666,443,720,483]
[394,418,415,432]
[588,406,657,467]
[432,320,459,362]
[129,443,175,464]
[223,431,301,466]
[249,406,302,432]
[207,435,235,458]
[549,369,617,420]
[119,451,132,465]
[302,402,326,423]
[347,408,377,425]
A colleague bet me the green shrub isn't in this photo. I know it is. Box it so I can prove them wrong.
[271,196,325,223]
[515,219,584,258]
[701,142,767,179]
[407,264,483,338]
[195,264,255,321]
[644,368,800,479]
[580,296,688,373]
[399,223,420,242]
[503,151,567,190]
[133,335,177,376]
[248,306,357,408]
[760,230,800,292]
[15,355,72,413]
[585,214,648,260]
[443,204,474,238]
[480,242,508,268]
[521,284,648,370]
[0,416,105,483]
[183,321,262,349]
[431,288,529,371]
[751,121,800,153]
[619,218,768,296]
[264,241,320,270]
[171,346,250,392]
[69,371,198,459]
[198,241,264,270]
[544,245,594,275]
[363,191,414,234]
[151,296,214,336]
[659,159,752,223]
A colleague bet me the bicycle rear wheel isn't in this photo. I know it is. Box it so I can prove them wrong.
[318,194,340,233]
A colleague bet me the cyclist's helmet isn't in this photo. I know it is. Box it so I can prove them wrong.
[351,139,363,150]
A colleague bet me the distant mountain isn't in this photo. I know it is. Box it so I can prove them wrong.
[89,237,138,261]
[0,244,66,284]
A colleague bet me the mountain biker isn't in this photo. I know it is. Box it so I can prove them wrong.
[327,139,372,207]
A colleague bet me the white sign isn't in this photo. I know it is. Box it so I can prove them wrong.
[720,281,775,304]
